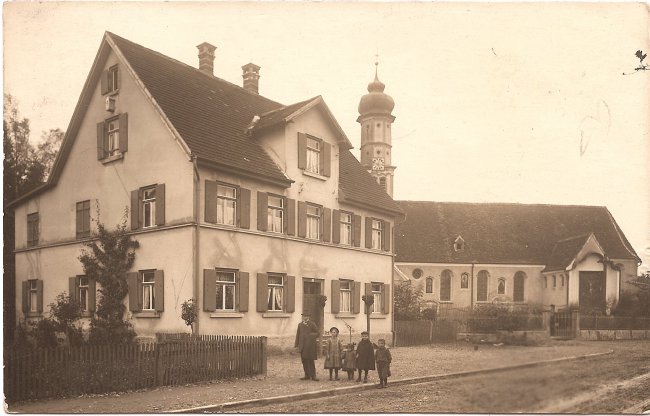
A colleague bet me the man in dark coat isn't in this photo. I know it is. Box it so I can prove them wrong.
[295,312,320,381]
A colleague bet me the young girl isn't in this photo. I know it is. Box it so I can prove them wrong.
[324,327,343,380]
[355,331,375,383]
[341,342,357,380]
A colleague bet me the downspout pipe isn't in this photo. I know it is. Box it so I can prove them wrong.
[192,155,201,334]
[470,262,475,310]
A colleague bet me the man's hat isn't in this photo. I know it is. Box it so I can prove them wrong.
[301,312,311,316]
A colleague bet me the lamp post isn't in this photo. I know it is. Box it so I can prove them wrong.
[362,295,374,334]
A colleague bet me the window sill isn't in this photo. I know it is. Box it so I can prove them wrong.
[210,312,244,318]
[334,313,356,319]
[81,311,94,318]
[439,301,453,304]
[101,153,124,164]
[133,311,161,318]
[262,312,292,318]
[25,312,42,319]
[369,314,387,320]
[302,170,328,181]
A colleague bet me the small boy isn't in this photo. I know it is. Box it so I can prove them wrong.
[375,338,392,388]
[355,331,375,383]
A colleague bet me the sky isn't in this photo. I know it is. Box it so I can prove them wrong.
[3,2,649,273]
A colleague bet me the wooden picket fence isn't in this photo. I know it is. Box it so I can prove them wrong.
[394,320,458,346]
[4,335,267,403]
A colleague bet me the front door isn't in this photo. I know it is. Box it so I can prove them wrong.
[579,271,606,314]
[303,279,324,355]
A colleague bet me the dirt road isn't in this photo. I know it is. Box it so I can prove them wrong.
[241,341,650,413]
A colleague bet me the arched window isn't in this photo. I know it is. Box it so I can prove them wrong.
[425,277,433,294]
[514,271,526,302]
[477,270,489,302]
[497,278,506,295]
[440,270,452,301]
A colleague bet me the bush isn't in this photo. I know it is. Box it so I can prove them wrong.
[613,290,650,317]
[32,318,59,348]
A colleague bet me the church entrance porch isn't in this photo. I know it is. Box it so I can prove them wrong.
[579,271,606,314]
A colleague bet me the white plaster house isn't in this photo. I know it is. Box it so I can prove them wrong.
[393,201,640,314]
[10,33,403,347]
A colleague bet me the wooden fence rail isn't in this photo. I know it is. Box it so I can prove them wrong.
[4,335,267,403]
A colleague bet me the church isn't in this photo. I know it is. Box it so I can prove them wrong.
[356,63,642,315]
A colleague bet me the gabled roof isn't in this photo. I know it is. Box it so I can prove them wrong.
[339,150,403,216]
[395,201,639,265]
[542,234,598,273]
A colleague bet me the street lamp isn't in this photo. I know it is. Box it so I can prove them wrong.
[362,295,374,334]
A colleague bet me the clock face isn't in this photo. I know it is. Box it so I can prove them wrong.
[372,157,385,170]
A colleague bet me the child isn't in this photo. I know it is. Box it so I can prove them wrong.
[324,327,343,380]
[374,338,392,388]
[355,331,375,383]
[341,342,357,380]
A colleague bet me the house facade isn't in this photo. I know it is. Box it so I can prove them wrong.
[11,33,402,348]
[393,201,640,314]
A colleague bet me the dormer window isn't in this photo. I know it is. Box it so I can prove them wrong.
[454,235,465,252]
[297,132,331,177]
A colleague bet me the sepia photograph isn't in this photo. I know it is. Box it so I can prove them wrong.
[3,2,649,413]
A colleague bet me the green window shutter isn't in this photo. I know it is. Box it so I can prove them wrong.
[119,113,128,153]
[36,280,44,313]
[382,220,391,252]
[88,278,96,313]
[154,270,165,312]
[238,188,251,229]
[96,122,105,160]
[69,277,78,302]
[256,273,268,312]
[382,284,391,314]
[322,207,331,243]
[286,198,296,236]
[286,275,296,313]
[21,281,29,314]
[297,132,307,170]
[365,217,373,249]
[155,184,166,226]
[352,281,361,314]
[297,201,307,238]
[257,191,268,231]
[130,190,140,230]
[127,272,140,312]
[353,214,362,247]
[322,142,331,177]
[205,180,218,223]
[238,272,249,312]
[203,269,217,312]
[331,210,340,244]
[331,280,340,314]
[100,70,108,95]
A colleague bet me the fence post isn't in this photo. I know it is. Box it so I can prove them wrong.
[542,311,551,334]
[571,310,580,338]
[429,320,433,343]
[261,336,267,376]
[155,343,165,386]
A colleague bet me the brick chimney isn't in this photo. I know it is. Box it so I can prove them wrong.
[241,63,261,94]
[197,42,217,75]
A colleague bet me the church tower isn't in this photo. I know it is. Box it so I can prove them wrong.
[358,61,396,197]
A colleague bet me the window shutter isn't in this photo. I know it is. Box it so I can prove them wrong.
[332,210,340,244]
[352,281,361,314]
[238,188,251,229]
[96,122,105,160]
[203,269,217,312]
[119,113,128,153]
[286,198,296,236]
[154,270,165,312]
[35,279,44,313]
[100,70,108,95]
[76,205,83,237]
[22,281,29,314]
[127,272,140,312]
[69,277,78,302]
[256,273,268,312]
[365,283,372,297]
[382,284,391,314]
[286,275,295,313]
[353,214,362,247]
[257,192,268,231]
[238,272,249,312]
[155,184,166,226]
[322,207,331,243]
[365,217,373,249]
[130,190,140,230]
[322,142,332,177]
[298,201,307,238]
[331,280,340,314]
[297,133,307,170]
[382,220,391,252]
[205,180,218,223]
[115,67,120,90]
[88,278,96,313]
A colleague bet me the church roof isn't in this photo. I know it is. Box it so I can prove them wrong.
[395,201,639,265]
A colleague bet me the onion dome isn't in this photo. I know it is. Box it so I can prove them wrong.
[358,62,395,115]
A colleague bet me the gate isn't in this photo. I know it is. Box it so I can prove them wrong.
[550,310,574,338]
